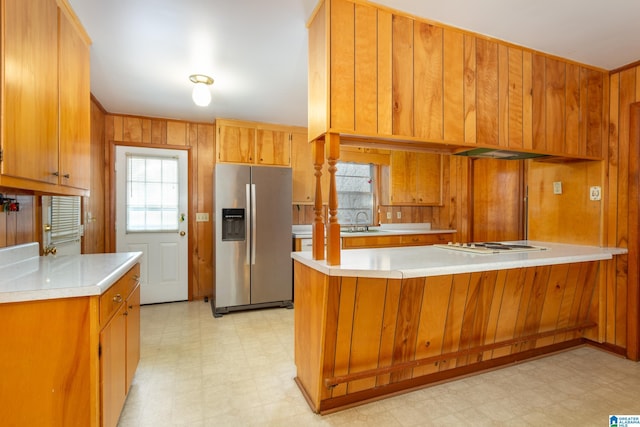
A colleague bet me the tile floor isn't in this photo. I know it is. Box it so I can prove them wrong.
[118,301,640,427]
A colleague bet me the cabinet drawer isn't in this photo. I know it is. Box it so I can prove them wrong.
[100,278,127,327]
[124,264,141,297]
[400,234,450,246]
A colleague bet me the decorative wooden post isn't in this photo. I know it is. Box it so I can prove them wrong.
[326,133,340,266]
[312,137,325,260]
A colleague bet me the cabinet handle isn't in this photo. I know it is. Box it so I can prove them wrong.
[128,305,133,310]
[52,172,59,177]
[62,173,70,179]
[123,311,128,316]
[113,294,123,303]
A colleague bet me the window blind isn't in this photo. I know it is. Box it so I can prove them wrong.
[50,196,81,244]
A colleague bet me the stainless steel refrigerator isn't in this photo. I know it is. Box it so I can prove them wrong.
[212,164,293,317]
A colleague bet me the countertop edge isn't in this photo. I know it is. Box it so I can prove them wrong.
[0,252,143,304]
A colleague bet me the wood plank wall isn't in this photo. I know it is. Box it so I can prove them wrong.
[103,113,215,300]
[0,192,36,249]
[608,64,639,358]
[83,97,107,254]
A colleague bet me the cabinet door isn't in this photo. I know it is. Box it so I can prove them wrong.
[256,129,290,166]
[125,284,140,391]
[2,0,59,184]
[100,305,127,427]
[415,153,442,205]
[217,122,255,163]
[291,132,329,204]
[59,9,91,190]
[389,151,416,204]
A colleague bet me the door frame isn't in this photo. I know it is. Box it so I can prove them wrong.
[107,140,194,300]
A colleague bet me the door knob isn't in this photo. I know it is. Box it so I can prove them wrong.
[180,231,186,236]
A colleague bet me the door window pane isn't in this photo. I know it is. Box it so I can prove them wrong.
[126,154,180,232]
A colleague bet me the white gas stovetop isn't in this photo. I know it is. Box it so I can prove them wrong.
[434,242,548,254]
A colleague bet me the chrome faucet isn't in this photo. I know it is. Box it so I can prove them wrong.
[354,211,369,231]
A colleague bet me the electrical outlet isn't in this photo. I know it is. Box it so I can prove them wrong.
[553,181,563,195]
[590,186,602,201]
[196,212,209,222]
[386,212,392,219]
[396,211,402,219]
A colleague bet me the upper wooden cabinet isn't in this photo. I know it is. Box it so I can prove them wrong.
[1,0,91,195]
[308,0,605,159]
[291,130,329,204]
[382,151,443,206]
[215,118,292,166]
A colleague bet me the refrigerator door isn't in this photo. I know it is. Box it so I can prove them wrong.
[250,167,292,304]
[215,164,251,308]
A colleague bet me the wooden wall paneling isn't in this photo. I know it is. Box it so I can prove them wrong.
[151,120,167,144]
[552,263,581,343]
[481,269,507,361]
[565,262,591,342]
[545,58,566,154]
[413,21,443,140]
[498,45,509,147]
[586,69,605,158]
[330,0,355,131]
[463,35,477,144]
[534,264,570,348]
[347,277,387,393]
[375,278,401,387]
[392,14,414,137]
[454,272,481,367]
[510,267,538,354]
[532,54,546,151]
[167,121,188,146]
[331,276,357,397]
[16,196,35,245]
[628,102,640,360]
[123,117,143,142]
[189,124,199,301]
[522,52,533,150]
[438,273,470,371]
[443,29,464,142]
[354,3,377,134]
[468,270,498,363]
[377,10,393,136]
[490,269,525,358]
[507,47,524,149]
[475,38,499,146]
[84,99,106,254]
[520,265,552,351]
[194,124,214,299]
[412,275,452,377]
[308,0,327,141]
[293,262,329,410]
[564,64,581,156]
[578,261,600,342]
[112,116,124,141]
[390,277,424,382]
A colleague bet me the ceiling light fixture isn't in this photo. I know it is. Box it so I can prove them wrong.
[189,74,214,107]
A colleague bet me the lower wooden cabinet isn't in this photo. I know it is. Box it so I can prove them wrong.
[100,265,141,427]
[342,233,450,249]
[0,262,140,427]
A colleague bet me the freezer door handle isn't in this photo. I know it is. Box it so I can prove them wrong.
[251,183,256,265]
[245,184,251,264]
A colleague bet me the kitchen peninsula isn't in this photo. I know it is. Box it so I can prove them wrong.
[292,241,626,413]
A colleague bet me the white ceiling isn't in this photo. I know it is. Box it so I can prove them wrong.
[68,0,640,127]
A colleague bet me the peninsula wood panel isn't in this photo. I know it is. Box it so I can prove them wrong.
[105,114,215,300]
[392,14,414,136]
[330,0,355,131]
[354,3,377,134]
[295,260,603,412]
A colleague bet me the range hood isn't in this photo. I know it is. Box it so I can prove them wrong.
[454,147,549,160]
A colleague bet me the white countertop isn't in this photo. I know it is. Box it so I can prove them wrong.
[0,244,142,303]
[291,240,627,279]
[292,223,456,238]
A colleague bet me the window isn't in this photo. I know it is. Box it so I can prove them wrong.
[336,162,374,225]
[49,196,81,245]
[125,154,180,233]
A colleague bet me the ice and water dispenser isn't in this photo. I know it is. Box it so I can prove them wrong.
[221,208,245,241]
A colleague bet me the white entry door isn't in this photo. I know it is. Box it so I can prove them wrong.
[115,146,188,304]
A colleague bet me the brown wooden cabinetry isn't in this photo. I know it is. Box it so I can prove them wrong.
[291,130,330,204]
[308,0,605,159]
[1,0,91,195]
[341,232,450,249]
[100,264,141,427]
[383,151,442,206]
[215,118,293,166]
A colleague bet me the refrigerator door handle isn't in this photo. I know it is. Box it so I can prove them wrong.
[245,183,251,264]
[251,183,257,265]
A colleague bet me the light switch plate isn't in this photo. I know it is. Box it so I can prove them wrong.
[553,181,563,195]
[396,211,402,219]
[590,186,602,201]
[386,212,392,219]
[196,212,209,222]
